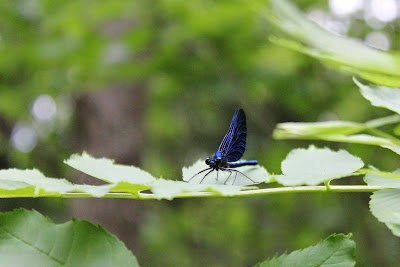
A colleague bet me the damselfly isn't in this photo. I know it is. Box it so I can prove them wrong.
[187,109,258,185]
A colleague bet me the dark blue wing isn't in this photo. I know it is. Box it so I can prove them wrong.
[218,109,247,162]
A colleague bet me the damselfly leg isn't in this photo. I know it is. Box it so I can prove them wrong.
[187,167,212,183]
[220,167,256,185]
[221,168,233,185]
[200,168,215,184]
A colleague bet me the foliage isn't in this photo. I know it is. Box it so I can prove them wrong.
[0,148,382,199]
[273,74,400,239]
[265,0,400,87]
[0,209,138,266]
[257,234,355,267]
[0,209,356,267]
[0,131,398,249]
[277,145,363,186]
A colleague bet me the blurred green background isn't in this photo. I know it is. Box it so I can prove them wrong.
[1,0,400,266]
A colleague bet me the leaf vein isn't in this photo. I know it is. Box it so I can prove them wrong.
[0,227,65,266]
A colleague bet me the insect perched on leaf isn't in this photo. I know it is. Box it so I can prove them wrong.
[187,109,258,185]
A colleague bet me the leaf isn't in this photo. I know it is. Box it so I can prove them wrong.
[273,116,400,153]
[150,179,245,200]
[65,154,261,200]
[73,184,116,198]
[354,78,400,115]
[364,168,400,188]
[0,169,73,195]
[65,152,156,184]
[0,169,115,198]
[0,209,139,266]
[265,0,400,86]
[276,146,363,186]
[319,134,395,146]
[182,159,272,186]
[273,121,366,138]
[274,119,398,146]
[256,234,355,267]
[370,189,400,237]
[64,153,156,194]
[382,145,400,155]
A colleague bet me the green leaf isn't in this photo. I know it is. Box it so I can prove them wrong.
[364,168,400,188]
[150,179,245,200]
[273,121,366,138]
[0,169,119,198]
[370,189,400,237]
[0,168,115,198]
[65,152,156,184]
[0,169,73,195]
[354,78,400,115]
[0,209,139,266]
[382,145,400,155]
[64,152,156,194]
[274,122,392,145]
[273,115,400,153]
[276,146,363,186]
[265,0,400,86]
[256,234,355,267]
[64,154,263,200]
[182,159,272,186]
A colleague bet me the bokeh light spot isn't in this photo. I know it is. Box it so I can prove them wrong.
[365,31,390,50]
[32,95,57,121]
[11,123,38,152]
[370,0,398,22]
[329,0,363,17]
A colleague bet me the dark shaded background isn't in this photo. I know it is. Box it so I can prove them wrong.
[1,0,400,266]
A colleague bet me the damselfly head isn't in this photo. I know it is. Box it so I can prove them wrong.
[205,157,220,168]
[205,154,227,169]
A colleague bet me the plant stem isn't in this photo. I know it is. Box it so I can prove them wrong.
[366,128,400,146]
[365,114,400,128]
[57,185,388,200]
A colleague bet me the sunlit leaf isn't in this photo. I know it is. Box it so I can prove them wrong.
[370,189,400,237]
[273,121,365,138]
[265,0,400,86]
[274,116,400,153]
[150,179,245,200]
[64,153,156,194]
[364,168,400,188]
[354,78,400,115]
[0,169,117,198]
[73,184,115,198]
[276,146,363,186]
[256,234,355,267]
[0,169,73,194]
[274,119,398,146]
[0,169,72,197]
[65,152,156,184]
[0,209,139,266]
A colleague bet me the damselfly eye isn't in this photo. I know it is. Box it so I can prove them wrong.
[205,158,210,165]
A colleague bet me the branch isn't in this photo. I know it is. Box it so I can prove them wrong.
[56,185,389,200]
